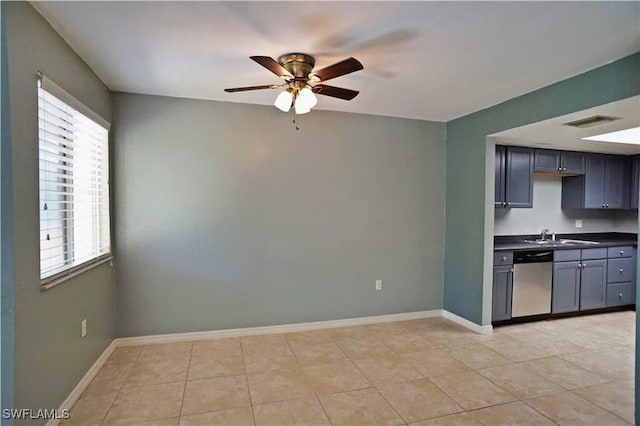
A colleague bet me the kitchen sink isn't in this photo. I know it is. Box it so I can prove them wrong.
[523,238,600,245]
[557,239,600,245]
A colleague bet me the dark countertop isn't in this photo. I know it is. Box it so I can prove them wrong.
[494,232,637,251]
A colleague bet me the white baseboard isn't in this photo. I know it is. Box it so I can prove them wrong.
[442,310,493,335]
[45,340,116,426]
[115,310,442,346]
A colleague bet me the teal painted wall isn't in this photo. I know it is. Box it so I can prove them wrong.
[112,93,446,337]
[1,2,15,423]
[444,52,640,325]
[5,3,115,423]
[445,51,640,424]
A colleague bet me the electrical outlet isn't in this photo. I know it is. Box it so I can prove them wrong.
[81,319,87,338]
[375,280,383,291]
[575,219,583,228]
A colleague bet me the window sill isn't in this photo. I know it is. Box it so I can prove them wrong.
[41,255,113,291]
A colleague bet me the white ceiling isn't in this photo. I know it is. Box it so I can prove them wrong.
[492,95,640,155]
[33,1,640,121]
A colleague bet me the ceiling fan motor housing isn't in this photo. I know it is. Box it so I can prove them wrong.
[278,53,316,88]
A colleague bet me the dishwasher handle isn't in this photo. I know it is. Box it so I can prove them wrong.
[514,250,554,263]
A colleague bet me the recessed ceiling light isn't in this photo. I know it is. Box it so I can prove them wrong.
[581,127,640,145]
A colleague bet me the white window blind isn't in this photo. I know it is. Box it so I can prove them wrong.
[38,75,111,283]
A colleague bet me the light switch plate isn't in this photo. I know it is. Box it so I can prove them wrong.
[81,319,87,338]
[575,219,583,228]
[375,280,383,291]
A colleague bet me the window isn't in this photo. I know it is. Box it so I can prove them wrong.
[38,73,111,286]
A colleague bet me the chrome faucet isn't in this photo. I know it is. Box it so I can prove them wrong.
[540,228,551,241]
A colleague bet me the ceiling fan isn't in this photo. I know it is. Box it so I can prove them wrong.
[224,53,364,115]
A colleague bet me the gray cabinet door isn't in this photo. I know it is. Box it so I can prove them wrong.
[561,152,585,174]
[580,259,607,310]
[630,155,639,209]
[604,155,629,209]
[584,154,607,208]
[505,147,534,208]
[534,149,560,173]
[495,145,506,208]
[492,265,513,321]
[552,261,581,313]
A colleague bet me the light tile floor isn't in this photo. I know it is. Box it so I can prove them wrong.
[64,311,636,425]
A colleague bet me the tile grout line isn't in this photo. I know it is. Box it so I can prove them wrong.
[511,355,613,391]
[518,395,566,426]
[178,342,195,420]
[98,348,141,425]
[566,387,635,425]
[238,338,258,426]
[281,330,334,424]
[342,326,422,425]
[287,329,369,425]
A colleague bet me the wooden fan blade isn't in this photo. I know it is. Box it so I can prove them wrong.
[224,84,280,93]
[250,56,293,79]
[311,57,363,82]
[312,84,359,101]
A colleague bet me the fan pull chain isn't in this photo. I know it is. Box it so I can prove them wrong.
[292,110,300,131]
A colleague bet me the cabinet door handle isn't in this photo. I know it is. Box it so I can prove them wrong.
[619,268,624,273]
[557,167,562,172]
[501,256,507,261]
[620,250,625,256]
[619,293,624,299]
[602,203,605,208]
[606,203,610,208]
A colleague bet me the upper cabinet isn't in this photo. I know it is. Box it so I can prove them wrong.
[495,145,534,208]
[534,149,585,174]
[630,155,640,209]
[497,146,636,210]
[495,145,506,208]
[562,154,630,209]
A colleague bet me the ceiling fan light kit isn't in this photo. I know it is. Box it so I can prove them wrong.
[274,89,294,112]
[225,52,363,124]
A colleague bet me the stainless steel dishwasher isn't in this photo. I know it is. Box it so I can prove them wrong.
[512,250,553,317]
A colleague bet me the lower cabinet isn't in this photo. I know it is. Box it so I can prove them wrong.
[552,261,581,313]
[492,265,513,321]
[494,245,635,323]
[607,282,636,307]
[580,259,607,310]
[553,258,607,312]
[606,246,636,307]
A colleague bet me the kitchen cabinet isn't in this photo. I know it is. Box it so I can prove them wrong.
[604,156,629,208]
[492,265,513,321]
[494,243,636,323]
[495,145,506,208]
[534,149,585,174]
[630,155,639,209]
[579,259,607,310]
[607,282,635,307]
[561,154,630,209]
[606,246,636,307]
[553,257,606,312]
[495,145,534,208]
[552,261,581,313]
